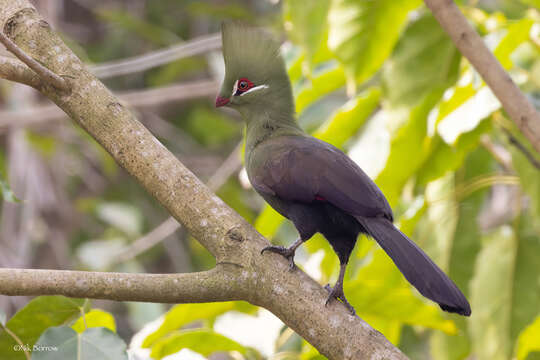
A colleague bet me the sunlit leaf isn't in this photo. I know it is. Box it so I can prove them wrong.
[283,0,331,69]
[328,0,421,87]
[347,250,457,336]
[382,13,460,108]
[375,91,443,205]
[150,329,247,359]
[429,148,492,360]
[254,205,285,240]
[469,218,540,360]
[142,302,256,348]
[516,315,540,360]
[295,66,346,114]
[313,87,381,148]
[0,297,89,360]
[72,310,116,334]
[32,326,128,360]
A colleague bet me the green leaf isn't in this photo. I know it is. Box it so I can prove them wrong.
[142,302,255,348]
[0,297,89,360]
[375,91,442,205]
[254,205,285,239]
[283,0,331,68]
[382,13,461,108]
[416,117,492,185]
[295,66,346,114]
[511,141,540,218]
[328,0,421,87]
[31,326,127,360]
[494,18,534,69]
[429,147,493,360]
[72,310,116,334]
[313,87,381,148]
[150,329,246,359]
[516,315,540,360]
[347,250,457,336]
[469,218,540,360]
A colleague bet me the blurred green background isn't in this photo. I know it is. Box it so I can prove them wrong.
[0,0,539,359]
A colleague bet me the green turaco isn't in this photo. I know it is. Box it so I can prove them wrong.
[215,22,470,316]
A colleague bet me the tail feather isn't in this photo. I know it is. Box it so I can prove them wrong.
[357,216,471,316]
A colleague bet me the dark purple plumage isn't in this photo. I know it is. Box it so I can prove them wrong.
[248,135,471,316]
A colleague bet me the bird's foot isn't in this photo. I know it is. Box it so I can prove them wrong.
[324,283,356,316]
[261,245,297,271]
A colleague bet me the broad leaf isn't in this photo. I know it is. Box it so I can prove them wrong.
[313,87,381,148]
[328,0,421,87]
[516,315,540,360]
[142,302,255,348]
[0,296,89,360]
[31,326,127,360]
[150,329,247,359]
[283,0,331,68]
[382,13,461,108]
[72,309,116,334]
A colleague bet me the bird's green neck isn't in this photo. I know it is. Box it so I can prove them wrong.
[243,106,303,156]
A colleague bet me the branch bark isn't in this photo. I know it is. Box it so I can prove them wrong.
[0,2,406,359]
[424,0,540,153]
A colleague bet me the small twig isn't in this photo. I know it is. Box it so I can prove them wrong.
[90,33,221,79]
[502,128,540,170]
[0,55,42,88]
[0,31,69,91]
[0,322,31,360]
[0,79,218,131]
[480,135,513,172]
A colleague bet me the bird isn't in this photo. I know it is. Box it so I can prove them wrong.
[215,22,471,317]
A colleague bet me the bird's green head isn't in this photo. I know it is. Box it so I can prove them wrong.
[216,22,294,117]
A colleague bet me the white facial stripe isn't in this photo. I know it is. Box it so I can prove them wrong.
[231,80,238,98]
[239,84,269,96]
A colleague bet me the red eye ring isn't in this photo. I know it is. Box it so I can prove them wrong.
[235,77,254,95]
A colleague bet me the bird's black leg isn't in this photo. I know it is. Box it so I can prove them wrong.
[261,238,303,271]
[324,263,356,315]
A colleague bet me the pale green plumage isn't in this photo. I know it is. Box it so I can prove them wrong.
[219,22,303,154]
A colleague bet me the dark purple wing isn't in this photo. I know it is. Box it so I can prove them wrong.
[248,135,393,220]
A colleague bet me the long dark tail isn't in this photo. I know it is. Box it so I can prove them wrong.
[357,216,471,316]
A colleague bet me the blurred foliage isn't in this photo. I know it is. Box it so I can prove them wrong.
[0,0,539,359]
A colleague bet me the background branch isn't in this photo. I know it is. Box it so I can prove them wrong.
[424,0,540,153]
[0,2,405,359]
[0,79,218,131]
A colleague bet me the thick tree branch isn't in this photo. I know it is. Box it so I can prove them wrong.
[424,0,540,153]
[0,2,406,359]
[0,266,243,303]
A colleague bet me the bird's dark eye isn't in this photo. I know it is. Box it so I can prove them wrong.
[234,77,254,96]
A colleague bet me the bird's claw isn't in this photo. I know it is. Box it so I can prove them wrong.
[261,245,297,271]
[324,283,356,316]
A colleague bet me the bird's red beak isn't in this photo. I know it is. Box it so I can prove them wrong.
[215,96,230,107]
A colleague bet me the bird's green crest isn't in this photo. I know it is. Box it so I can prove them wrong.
[218,22,294,116]
[221,22,288,86]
